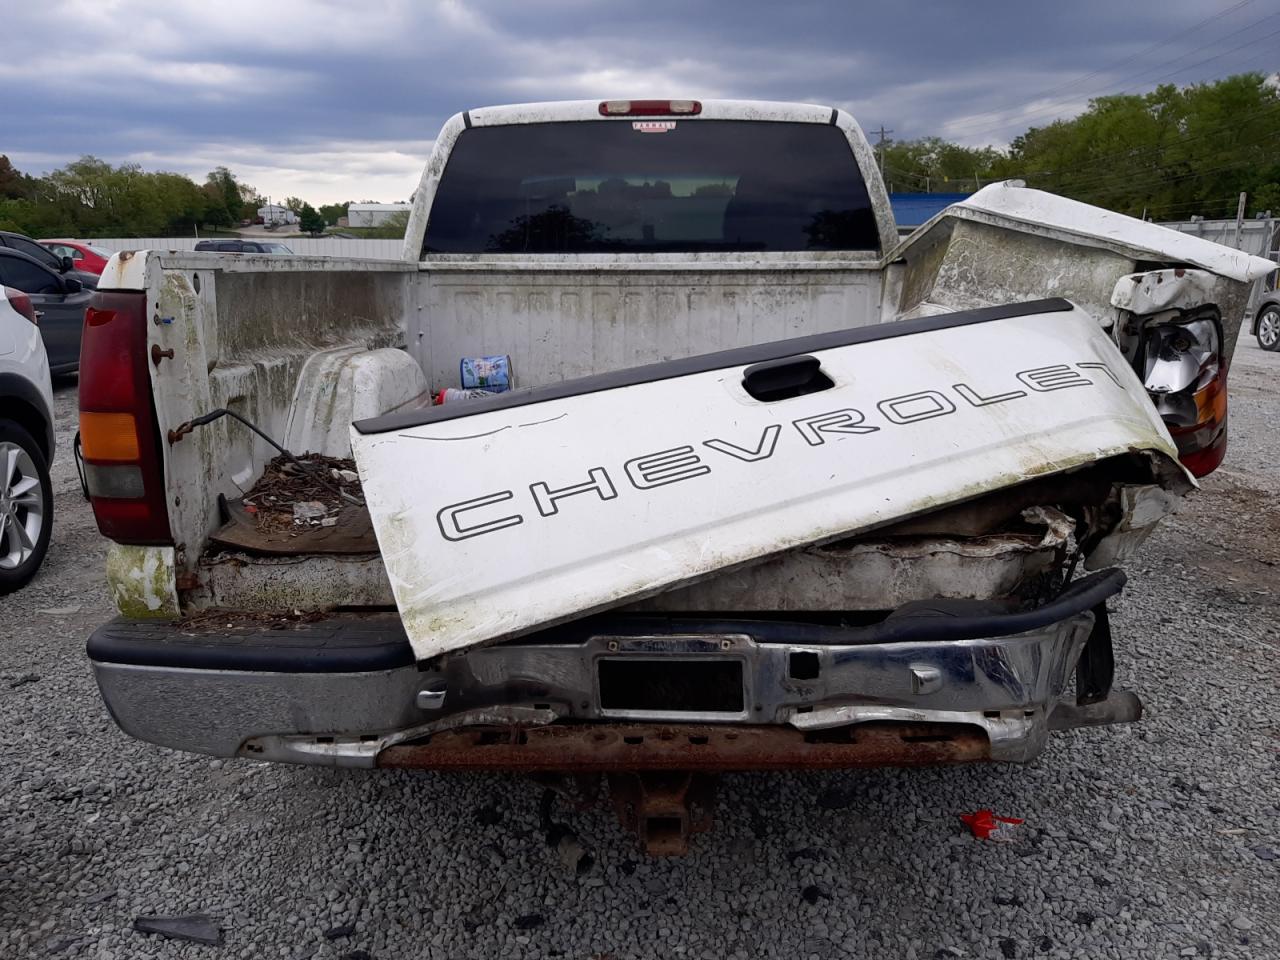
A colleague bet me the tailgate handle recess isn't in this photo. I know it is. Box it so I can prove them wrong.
[742,355,834,402]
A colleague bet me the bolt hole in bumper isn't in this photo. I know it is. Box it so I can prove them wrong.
[88,569,1139,770]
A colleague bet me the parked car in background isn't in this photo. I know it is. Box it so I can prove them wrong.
[40,240,112,276]
[0,284,54,593]
[1252,292,1279,351]
[0,231,99,289]
[193,240,295,254]
[0,249,92,374]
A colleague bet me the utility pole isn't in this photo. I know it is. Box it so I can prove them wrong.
[1233,192,1247,249]
[874,125,893,179]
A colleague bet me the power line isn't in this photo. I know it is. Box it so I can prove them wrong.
[948,6,1280,139]
[873,125,893,177]
[1060,138,1280,201]
[1006,99,1280,183]
[1049,124,1280,191]
[1143,194,1241,212]
[962,21,1280,142]
[948,4,1278,137]
[942,0,1257,131]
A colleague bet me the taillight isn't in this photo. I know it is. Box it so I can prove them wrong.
[79,292,172,543]
[1140,314,1227,477]
[4,287,37,324]
[598,99,702,116]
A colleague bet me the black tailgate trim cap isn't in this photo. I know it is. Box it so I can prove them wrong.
[355,297,1074,434]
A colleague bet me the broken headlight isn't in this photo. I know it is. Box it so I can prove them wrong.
[1139,314,1227,477]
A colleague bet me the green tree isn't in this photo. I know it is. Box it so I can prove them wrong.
[0,156,35,200]
[1006,73,1280,219]
[298,202,326,235]
[200,185,233,228]
[881,137,1007,194]
[1253,183,1280,217]
[202,167,249,225]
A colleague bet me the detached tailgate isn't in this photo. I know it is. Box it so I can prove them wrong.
[352,298,1182,659]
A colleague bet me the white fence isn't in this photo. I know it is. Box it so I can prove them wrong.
[89,236,406,260]
[1160,217,1278,263]
[1160,217,1279,314]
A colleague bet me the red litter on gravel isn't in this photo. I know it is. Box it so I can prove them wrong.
[960,809,1025,841]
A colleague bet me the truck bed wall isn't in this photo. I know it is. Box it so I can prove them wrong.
[124,255,418,579]
[408,258,885,388]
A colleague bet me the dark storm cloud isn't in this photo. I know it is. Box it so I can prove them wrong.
[2,0,1271,201]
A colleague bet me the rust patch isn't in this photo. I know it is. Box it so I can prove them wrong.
[375,721,991,773]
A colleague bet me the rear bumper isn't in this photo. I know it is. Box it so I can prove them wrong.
[89,570,1138,769]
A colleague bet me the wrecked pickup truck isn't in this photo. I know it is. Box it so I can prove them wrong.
[83,99,1275,854]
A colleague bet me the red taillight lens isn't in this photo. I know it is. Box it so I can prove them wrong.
[4,287,37,324]
[1165,370,1228,477]
[1140,315,1228,478]
[79,293,172,543]
[598,99,702,117]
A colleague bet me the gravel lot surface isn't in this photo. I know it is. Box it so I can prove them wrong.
[2,339,1277,960]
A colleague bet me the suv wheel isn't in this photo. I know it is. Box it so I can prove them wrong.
[1257,306,1280,352]
[0,419,53,594]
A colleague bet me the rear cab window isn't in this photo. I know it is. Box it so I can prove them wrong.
[424,120,880,255]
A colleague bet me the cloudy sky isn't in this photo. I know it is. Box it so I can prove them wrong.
[4,0,1277,203]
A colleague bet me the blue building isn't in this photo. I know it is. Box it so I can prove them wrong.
[889,193,972,232]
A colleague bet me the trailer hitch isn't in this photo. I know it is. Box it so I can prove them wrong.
[608,771,718,857]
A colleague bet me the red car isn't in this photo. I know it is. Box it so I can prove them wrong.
[39,239,112,276]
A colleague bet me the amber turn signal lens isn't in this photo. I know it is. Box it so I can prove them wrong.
[80,411,141,461]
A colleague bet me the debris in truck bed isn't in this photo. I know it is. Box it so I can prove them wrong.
[240,453,363,534]
[293,500,329,523]
[205,453,379,556]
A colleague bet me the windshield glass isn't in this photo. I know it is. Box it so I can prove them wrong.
[86,244,112,258]
[423,120,879,255]
[262,243,294,254]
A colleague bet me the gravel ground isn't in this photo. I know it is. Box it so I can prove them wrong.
[1,338,1278,960]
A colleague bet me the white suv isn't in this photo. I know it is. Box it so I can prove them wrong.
[0,285,54,592]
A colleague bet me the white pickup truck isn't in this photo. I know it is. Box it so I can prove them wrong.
[82,99,1274,854]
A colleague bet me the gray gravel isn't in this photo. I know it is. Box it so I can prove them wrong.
[1,338,1278,959]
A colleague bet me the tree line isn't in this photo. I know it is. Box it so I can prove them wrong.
[881,72,1280,221]
[2,71,1277,238]
[0,159,371,238]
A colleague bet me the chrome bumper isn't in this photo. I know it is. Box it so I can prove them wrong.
[90,571,1138,768]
